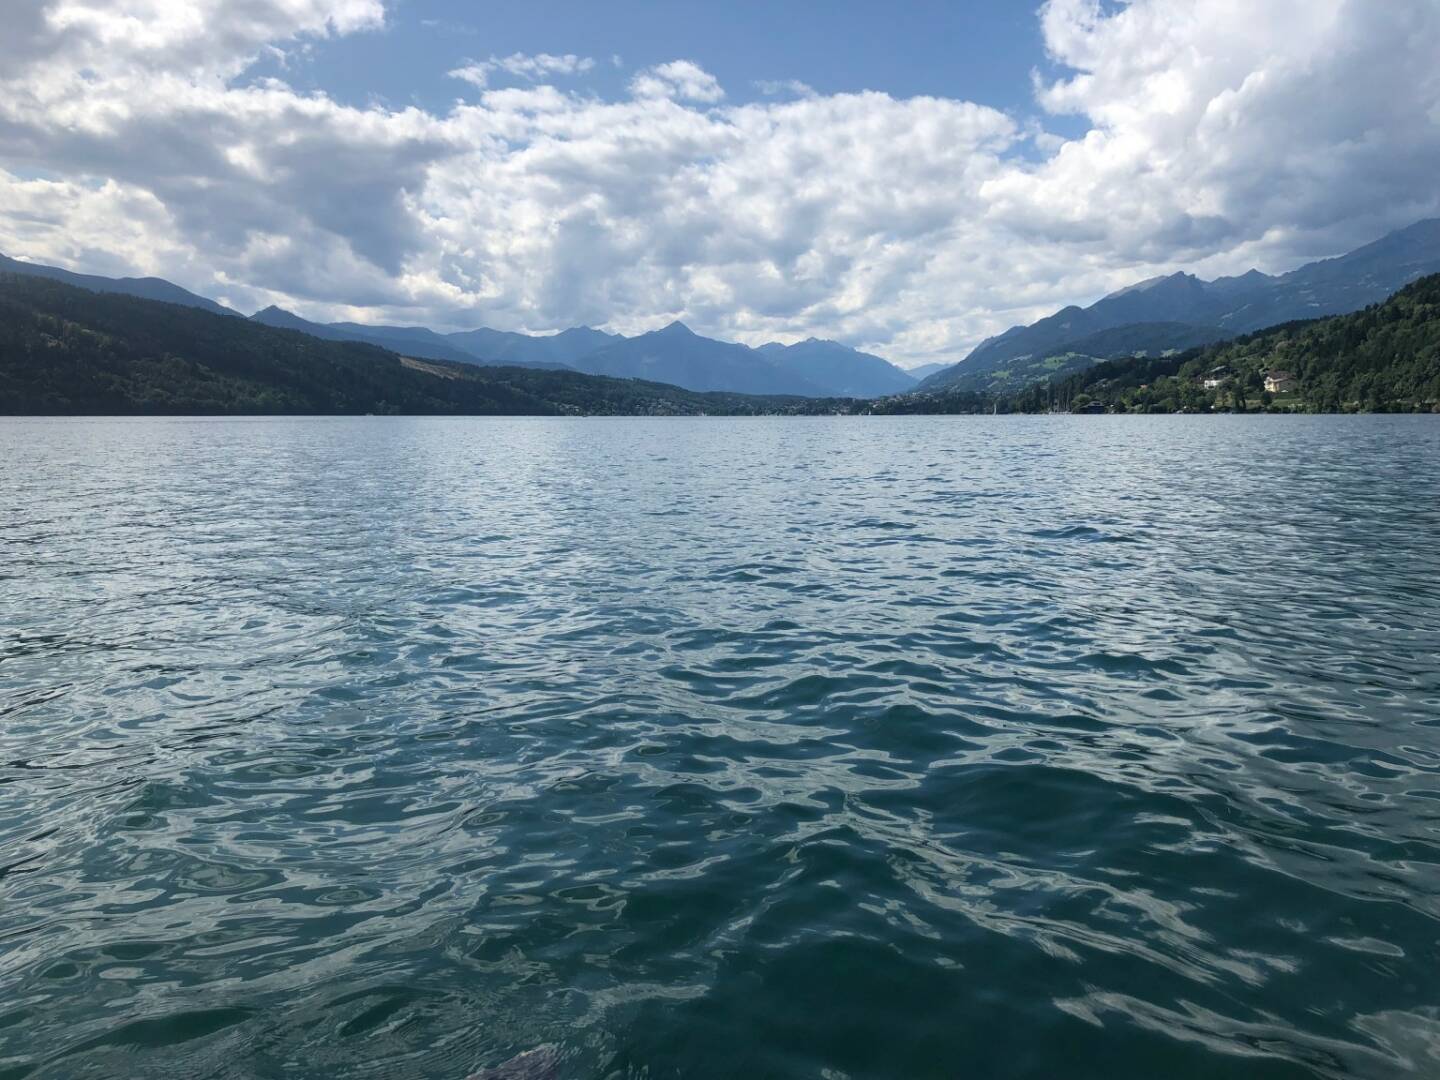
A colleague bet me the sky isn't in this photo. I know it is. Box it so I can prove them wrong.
[1,0,1438,368]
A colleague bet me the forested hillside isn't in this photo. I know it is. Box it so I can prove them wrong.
[1003,273,1440,414]
[876,274,1440,415]
[0,275,852,416]
[920,218,1440,393]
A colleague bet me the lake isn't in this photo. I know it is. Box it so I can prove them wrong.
[2,415,1438,1079]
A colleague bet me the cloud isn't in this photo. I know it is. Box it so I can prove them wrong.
[630,60,725,104]
[449,52,595,90]
[1,0,1438,367]
[1003,0,1440,263]
[754,79,816,99]
[4,0,383,78]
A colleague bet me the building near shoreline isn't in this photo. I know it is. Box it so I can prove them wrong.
[1265,370,1298,394]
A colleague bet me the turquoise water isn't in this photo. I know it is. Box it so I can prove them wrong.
[2,415,1439,1079]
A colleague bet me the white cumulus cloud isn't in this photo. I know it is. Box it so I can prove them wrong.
[1,0,1437,367]
[630,60,726,104]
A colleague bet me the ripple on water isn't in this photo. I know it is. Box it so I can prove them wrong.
[1,415,1439,1079]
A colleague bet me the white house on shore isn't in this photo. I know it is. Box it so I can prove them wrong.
[1201,366,1230,390]
[1265,370,1297,394]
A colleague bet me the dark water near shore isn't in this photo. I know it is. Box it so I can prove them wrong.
[2,415,1439,1079]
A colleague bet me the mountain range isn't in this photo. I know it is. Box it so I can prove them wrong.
[0,253,915,398]
[756,338,917,396]
[3,265,1435,416]
[3,216,1437,400]
[0,272,852,417]
[255,309,919,396]
[919,218,1440,392]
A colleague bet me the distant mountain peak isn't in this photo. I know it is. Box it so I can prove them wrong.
[655,320,696,336]
[1208,267,1275,293]
[919,215,1440,394]
[1105,271,1202,300]
[250,305,317,330]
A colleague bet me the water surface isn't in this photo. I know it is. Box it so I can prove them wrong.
[2,415,1439,1078]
